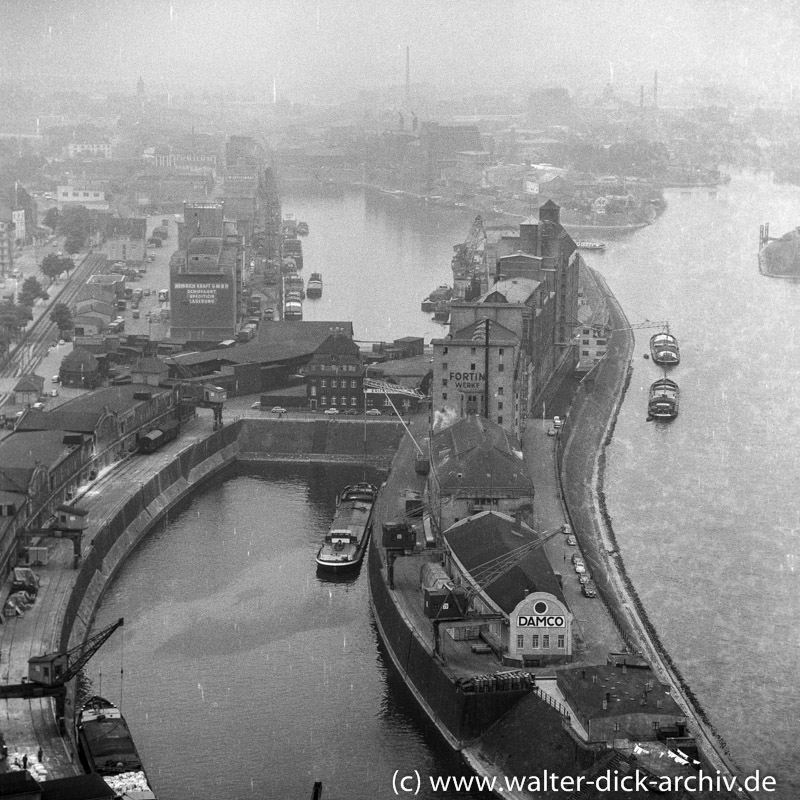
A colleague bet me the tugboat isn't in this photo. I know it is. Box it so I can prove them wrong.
[648,377,679,420]
[575,240,607,251]
[316,483,378,572]
[77,696,157,798]
[307,272,323,299]
[649,331,680,365]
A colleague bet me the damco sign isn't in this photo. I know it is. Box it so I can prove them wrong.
[449,370,485,393]
[518,615,565,628]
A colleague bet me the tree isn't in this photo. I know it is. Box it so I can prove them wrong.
[43,207,59,230]
[0,302,30,340]
[64,234,83,255]
[50,302,73,334]
[41,253,65,283]
[18,276,48,308]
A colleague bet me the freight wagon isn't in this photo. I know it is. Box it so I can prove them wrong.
[138,420,180,454]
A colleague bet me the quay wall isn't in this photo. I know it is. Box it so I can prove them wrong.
[367,541,532,747]
[53,416,406,742]
[557,267,748,794]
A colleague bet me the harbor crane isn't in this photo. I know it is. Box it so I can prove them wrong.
[452,216,488,300]
[165,357,227,429]
[0,617,124,729]
[431,527,563,659]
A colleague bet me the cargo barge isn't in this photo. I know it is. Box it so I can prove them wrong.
[76,696,157,799]
[316,483,377,572]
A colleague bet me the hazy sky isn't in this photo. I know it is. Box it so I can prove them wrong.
[2,0,799,103]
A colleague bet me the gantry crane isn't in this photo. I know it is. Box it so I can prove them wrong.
[0,618,124,729]
[452,216,488,300]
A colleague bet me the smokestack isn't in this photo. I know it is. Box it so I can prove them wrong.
[406,46,410,100]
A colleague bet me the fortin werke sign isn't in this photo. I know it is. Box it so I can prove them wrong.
[450,370,485,393]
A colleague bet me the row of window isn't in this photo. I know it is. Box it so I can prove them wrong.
[312,378,360,389]
[319,396,358,406]
[516,634,566,650]
[310,364,359,373]
[440,347,505,356]
[61,191,102,198]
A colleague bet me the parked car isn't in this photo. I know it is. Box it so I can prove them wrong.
[561,523,572,535]
[366,408,382,416]
[566,535,577,546]
[51,375,60,383]
[342,408,358,415]
[553,415,563,428]
[579,573,591,585]
[31,402,46,411]
[250,402,262,410]
[574,563,586,575]
[582,584,597,598]
[50,388,59,397]
[571,553,584,566]
[324,407,339,415]
[271,406,287,414]
[143,288,151,296]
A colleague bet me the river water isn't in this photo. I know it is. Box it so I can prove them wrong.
[86,175,799,798]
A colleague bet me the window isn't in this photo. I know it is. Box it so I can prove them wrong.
[497,416,503,424]
[557,635,565,649]
[498,402,503,410]
[442,392,447,400]
[310,386,317,397]
[652,721,660,730]
[321,396,327,405]
[542,635,550,649]
[582,350,590,356]
[613,722,621,732]
[471,363,476,370]
[498,387,504,395]
[498,363,504,372]
[330,396,336,405]
[351,380,357,388]
[516,635,524,649]
[442,362,447,371]
[531,635,539,649]
[582,339,590,345]
[443,347,448,354]
[442,378,447,387]
[499,348,504,355]
[351,396,357,405]
[471,347,476,355]
[321,379,327,388]
[331,379,337,388]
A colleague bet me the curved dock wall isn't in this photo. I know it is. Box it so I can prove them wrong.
[57,420,243,673]
[368,541,530,746]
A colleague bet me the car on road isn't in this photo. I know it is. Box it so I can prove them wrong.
[143,288,151,296]
[271,406,287,414]
[324,407,339,415]
[553,415,563,428]
[366,408,382,416]
[250,402,262,410]
[50,388,59,397]
[581,584,596,598]
[31,402,46,411]
[574,563,586,575]
[579,573,591,584]
[342,408,358,415]
[51,375,60,383]
[561,523,572,535]
[566,535,577,546]
[571,553,584,566]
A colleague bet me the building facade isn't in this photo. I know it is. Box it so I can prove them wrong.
[303,331,364,411]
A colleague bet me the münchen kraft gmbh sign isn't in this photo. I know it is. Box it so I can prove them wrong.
[450,371,485,392]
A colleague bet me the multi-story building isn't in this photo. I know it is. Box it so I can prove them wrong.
[431,317,521,435]
[170,202,241,344]
[103,218,147,264]
[67,141,112,159]
[0,219,13,278]
[435,202,580,433]
[56,185,109,211]
[303,330,364,412]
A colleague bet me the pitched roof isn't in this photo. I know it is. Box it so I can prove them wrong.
[16,409,106,433]
[133,356,167,373]
[13,374,44,393]
[56,383,171,416]
[479,278,540,305]
[431,415,531,495]
[444,511,564,613]
[558,665,684,720]
[313,331,360,358]
[0,430,78,470]
[62,348,100,370]
[450,317,519,344]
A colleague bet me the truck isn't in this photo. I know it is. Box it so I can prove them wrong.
[116,299,127,311]
[158,289,169,302]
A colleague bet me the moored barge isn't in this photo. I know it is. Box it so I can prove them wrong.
[648,377,680,420]
[316,483,378,571]
[649,331,680,365]
[77,696,157,799]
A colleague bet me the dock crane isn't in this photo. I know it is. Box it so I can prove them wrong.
[165,357,227,429]
[0,618,124,730]
[430,528,563,659]
[452,216,488,301]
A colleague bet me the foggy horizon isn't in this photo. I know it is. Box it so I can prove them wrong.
[1,0,799,106]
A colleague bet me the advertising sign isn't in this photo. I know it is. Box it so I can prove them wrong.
[450,370,485,393]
